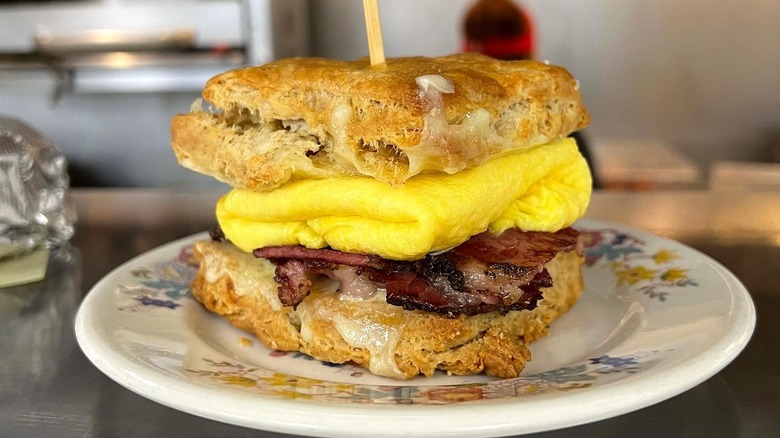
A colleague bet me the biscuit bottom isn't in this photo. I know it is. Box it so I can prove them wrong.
[191,240,584,380]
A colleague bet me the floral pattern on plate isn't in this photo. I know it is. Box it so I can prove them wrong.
[183,350,666,404]
[581,228,699,301]
[116,246,197,312]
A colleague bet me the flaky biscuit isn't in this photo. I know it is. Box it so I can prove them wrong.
[190,240,584,379]
[172,54,589,190]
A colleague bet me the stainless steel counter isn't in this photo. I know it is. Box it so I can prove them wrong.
[1,189,778,437]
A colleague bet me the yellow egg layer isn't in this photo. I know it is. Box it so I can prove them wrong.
[217,138,591,260]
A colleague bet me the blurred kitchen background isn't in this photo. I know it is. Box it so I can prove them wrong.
[1,0,779,190]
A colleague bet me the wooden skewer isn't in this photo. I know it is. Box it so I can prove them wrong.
[362,0,386,66]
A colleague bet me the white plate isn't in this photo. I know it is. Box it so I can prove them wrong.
[75,219,755,437]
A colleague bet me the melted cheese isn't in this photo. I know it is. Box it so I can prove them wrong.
[415,74,455,93]
[217,137,591,260]
[410,106,498,175]
[330,311,403,378]
[330,104,356,170]
[295,292,407,379]
[200,244,282,310]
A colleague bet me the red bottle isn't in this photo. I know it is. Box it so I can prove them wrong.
[463,0,535,60]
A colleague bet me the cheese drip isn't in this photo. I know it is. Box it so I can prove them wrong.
[200,242,281,309]
[218,138,591,260]
[296,291,407,379]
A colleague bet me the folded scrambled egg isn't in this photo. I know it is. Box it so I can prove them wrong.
[217,138,591,260]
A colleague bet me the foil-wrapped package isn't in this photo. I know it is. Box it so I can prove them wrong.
[0,117,75,261]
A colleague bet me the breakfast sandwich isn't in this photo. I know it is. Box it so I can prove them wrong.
[171,53,592,379]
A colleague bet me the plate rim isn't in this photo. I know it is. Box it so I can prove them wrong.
[74,219,756,437]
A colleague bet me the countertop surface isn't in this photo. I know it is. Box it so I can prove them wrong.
[1,189,778,438]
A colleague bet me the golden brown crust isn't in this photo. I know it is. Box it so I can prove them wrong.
[172,54,589,189]
[190,239,584,379]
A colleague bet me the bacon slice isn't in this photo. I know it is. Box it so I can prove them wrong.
[255,245,373,267]
[371,252,553,316]
[246,228,579,316]
[383,269,552,316]
[454,227,579,265]
[274,259,312,306]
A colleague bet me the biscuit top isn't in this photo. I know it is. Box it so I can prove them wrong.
[173,53,589,188]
